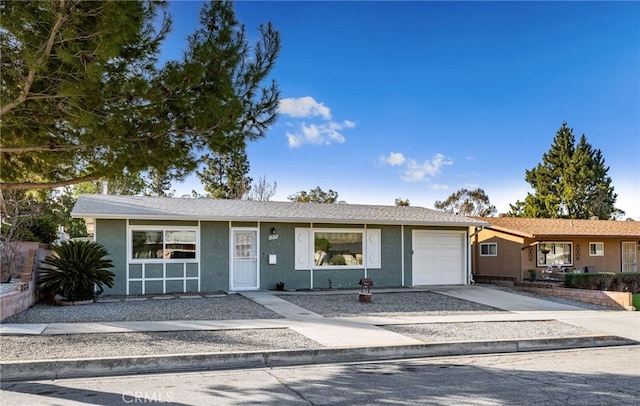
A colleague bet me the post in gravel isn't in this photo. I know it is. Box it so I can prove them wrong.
[359,278,373,303]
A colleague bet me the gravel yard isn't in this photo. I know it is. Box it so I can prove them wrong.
[1,294,283,324]
[276,291,506,317]
[384,320,593,342]
[0,329,321,361]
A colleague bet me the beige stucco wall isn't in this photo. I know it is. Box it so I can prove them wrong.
[472,228,637,281]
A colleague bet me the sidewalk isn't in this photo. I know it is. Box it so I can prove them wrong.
[1,286,637,381]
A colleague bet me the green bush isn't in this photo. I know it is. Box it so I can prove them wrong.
[40,240,115,302]
[564,272,640,293]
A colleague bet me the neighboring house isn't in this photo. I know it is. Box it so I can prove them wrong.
[71,195,488,295]
[471,217,640,281]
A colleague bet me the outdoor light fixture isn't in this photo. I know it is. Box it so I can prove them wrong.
[270,227,276,235]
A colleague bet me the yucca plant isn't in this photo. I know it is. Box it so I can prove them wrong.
[40,240,115,302]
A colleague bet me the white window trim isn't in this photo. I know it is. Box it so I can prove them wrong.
[295,227,381,270]
[479,243,497,257]
[589,242,604,256]
[127,225,200,295]
[129,226,199,263]
[312,228,366,270]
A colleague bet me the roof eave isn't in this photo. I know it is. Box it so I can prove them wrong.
[73,213,487,227]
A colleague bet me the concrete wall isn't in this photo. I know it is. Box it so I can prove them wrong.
[0,244,51,321]
[515,283,634,310]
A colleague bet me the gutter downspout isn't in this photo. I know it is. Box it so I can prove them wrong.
[401,224,405,287]
[310,222,314,290]
[468,226,484,285]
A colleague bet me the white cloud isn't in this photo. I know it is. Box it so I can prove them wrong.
[278,96,331,119]
[280,96,356,148]
[430,183,450,191]
[378,152,406,166]
[286,120,354,148]
[380,152,453,182]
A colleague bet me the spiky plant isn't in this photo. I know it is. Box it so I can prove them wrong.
[40,240,115,302]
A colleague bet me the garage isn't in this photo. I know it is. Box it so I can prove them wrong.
[412,230,467,285]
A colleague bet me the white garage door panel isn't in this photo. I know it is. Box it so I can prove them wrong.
[413,231,465,285]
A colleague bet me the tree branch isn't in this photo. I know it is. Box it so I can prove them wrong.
[1,174,101,191]
[0,144,86,154]
[0,0,70,117]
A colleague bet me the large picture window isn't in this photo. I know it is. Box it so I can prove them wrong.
[314,231,363,267]
[537,242,572,266]
[131,229,197,260]
[294,228,380,270]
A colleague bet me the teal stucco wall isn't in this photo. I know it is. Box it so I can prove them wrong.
[95,219,127,295]
[200,221,230,292]
[93,218,469,295]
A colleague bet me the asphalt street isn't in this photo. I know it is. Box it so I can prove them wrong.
[1,346,639,405]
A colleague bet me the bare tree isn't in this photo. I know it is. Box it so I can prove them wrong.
[247,175,277,201]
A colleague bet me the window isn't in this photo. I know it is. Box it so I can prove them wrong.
[131,229,197,260]
[479,243,497,256]
[294,228,381,270]
[589,242,604,256]
[537,242,572,266]
[314,231,363,267]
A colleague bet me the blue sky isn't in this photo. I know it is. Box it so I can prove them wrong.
[162,1,639,219]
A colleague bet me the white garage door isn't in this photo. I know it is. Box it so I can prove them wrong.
[412,230,466,285]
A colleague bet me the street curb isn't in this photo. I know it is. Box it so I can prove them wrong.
[0,335,635,381]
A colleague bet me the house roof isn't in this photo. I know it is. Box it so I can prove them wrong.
[71,194,489,227]
[478,216,640,238]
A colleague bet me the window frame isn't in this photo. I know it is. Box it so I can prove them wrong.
[129,226,199,262]
[479,243,497,257]
[312,228,365,270]
[537,242,573,266]
[589,242,604,257]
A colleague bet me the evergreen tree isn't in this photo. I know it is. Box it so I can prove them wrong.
[196,142,252,199]
[1,0,280,191]
[509,123,616,219]
[146,169,174,197]
[288,187,339,203]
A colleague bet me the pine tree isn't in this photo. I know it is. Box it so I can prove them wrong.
[1,0,280,191]
[196,142,252,200]
[288,187,339,203]
[509,123,616,219]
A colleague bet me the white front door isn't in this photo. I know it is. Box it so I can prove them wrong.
[230,228,259,290]
[622,242,637,272]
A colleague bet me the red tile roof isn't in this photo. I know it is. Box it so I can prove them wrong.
[477,217,640,238]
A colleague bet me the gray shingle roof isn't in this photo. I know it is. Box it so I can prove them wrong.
[72,194,489,227]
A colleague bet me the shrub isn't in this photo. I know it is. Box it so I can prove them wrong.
[564,272,640,293]
[40,240,115,302]
[27,216,59,244]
